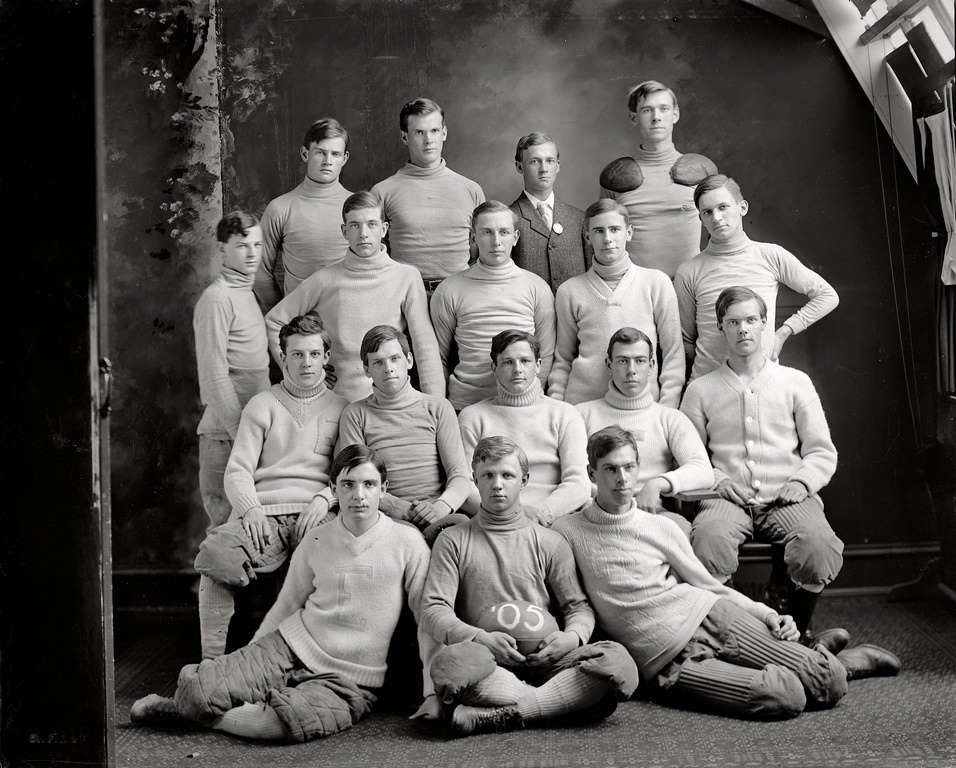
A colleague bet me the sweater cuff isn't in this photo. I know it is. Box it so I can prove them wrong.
[566,623,592,646]
[789,468,826,496]
[783,316,805,336]
[235,492,262,516]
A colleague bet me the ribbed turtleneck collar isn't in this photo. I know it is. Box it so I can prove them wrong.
[704,230,751,256]
[368,378,420,410]
[591,255,633,285]
[470,259,519,280]
[605,380,654,411]
[494,377,543,407]
[281,376,328,400]
[584,498,637,525]
[300,176,346,198]
[634,144,680,165]
[344,245,390,272]
[476,505,532,531]
[220,266,256,288]
[401,159,447,178]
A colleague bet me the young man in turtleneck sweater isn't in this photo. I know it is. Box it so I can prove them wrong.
[554,426,898,720]
[548,199,684,406]
[458,330,589,527]
[265,191,444,403]
[193,211,271,532]
[336,325,471,532]
[370,97,484,290]
[600,81,704,279]
[577,327,711,535]
[675,174,839,381]
[193,315,348,660]
[415,436,637,735]
[431,201,556,411]
[254,118,353,311]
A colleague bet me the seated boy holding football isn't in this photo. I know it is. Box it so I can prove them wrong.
[416,436,637,735]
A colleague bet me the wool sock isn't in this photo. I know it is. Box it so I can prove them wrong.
[516,669,607,721]
[463,666,535,706]
[210,703,286,741]
[198,576,234,659]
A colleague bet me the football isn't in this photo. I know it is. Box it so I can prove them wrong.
[599,156,644,194]
[476,599,560,656]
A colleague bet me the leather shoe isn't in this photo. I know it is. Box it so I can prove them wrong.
[837,644,901,680]
[802,627,851,655]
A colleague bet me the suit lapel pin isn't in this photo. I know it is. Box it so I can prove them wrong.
[552,222,563,235]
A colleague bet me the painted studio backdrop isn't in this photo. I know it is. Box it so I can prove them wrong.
[104,0,939,576]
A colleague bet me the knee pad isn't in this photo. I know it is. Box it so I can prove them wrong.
[194,527,256,587]
[669,153,719,186]
[690,521,741,580]
[749,664,806,719]
[430,642,497,703]
[785,534,844,589]
[568,641,639,700]
[793,646,847,706]
[600,157,644,193]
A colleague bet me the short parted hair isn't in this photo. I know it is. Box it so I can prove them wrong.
[216,210,259,243]
[693,174,744,209]
[627,80,678,113]
[471,435,530,476]
[342,190,384,223]
[360,324,411,364]
[606,327,655,360]
[471,200,519,230]
[330,444,387,485]
[514,131,559,164]
[584,198,630,229]
[587,426,640,468]
[302,117,350,152]
[399,97,445,132]
[490,329,541,365]
[715,286,768,324]
[278,313,332,355]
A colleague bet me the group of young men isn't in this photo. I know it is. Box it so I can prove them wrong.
[131,81,900,745]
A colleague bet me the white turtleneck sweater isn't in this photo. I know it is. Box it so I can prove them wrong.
[254,177,352,310]
[224,377,348,518]
[336,379,471,515]
[265,246,445,403]
[576,382,713,503]
[602,145,701,278]
[370,160,485,278]
[674,231,840,381]
[430,259,556,411]
[193,266,271,440]
[549,256,684,406]
[457,379,590,523]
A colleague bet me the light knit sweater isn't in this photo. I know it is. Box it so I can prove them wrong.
[265,246,445,403]
[553,501,774,679]
[193,267,270,440]
[674,231,840,381]
[603,145,701,278]
[421,505,595,647]
[430,259,556,410]
[576,381,713,502]
[253,177,352,310]
[223,378,348,518]
[336,379,471,514]
[370,160,485,278]
[548,260,684,406]
[458,379,590,522]
[679,360,837,504]
[253,513,437,694]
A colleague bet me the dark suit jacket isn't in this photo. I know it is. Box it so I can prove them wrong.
[509,193,590,293]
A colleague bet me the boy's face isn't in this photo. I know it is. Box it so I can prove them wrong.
[334,462,386,535]
[280,333,329,389]
[586,211,632,266]
[589,444,640,513]
[629,91,679,147]
[220,226,263,276]
[301,137,349,184]
[607,339,655,397]
[697,187,748,244]
[364,338,413,395]
[342,207,388,258]
[718,298,766,357]
[402,111,447,169]
[474,211,519,267]
[474,452,527,514]
[516,141,560,199]
[492,340,540,395]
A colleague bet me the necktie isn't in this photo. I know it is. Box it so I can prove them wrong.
[536,201,552,230]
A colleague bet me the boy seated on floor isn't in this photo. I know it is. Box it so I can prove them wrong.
[130,444,437,744]
[336,324,471,534]
[265,191,445,403]
[554,426,900,721]
[415,435,637,735]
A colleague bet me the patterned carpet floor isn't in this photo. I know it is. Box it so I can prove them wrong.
[114,594,956,768]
